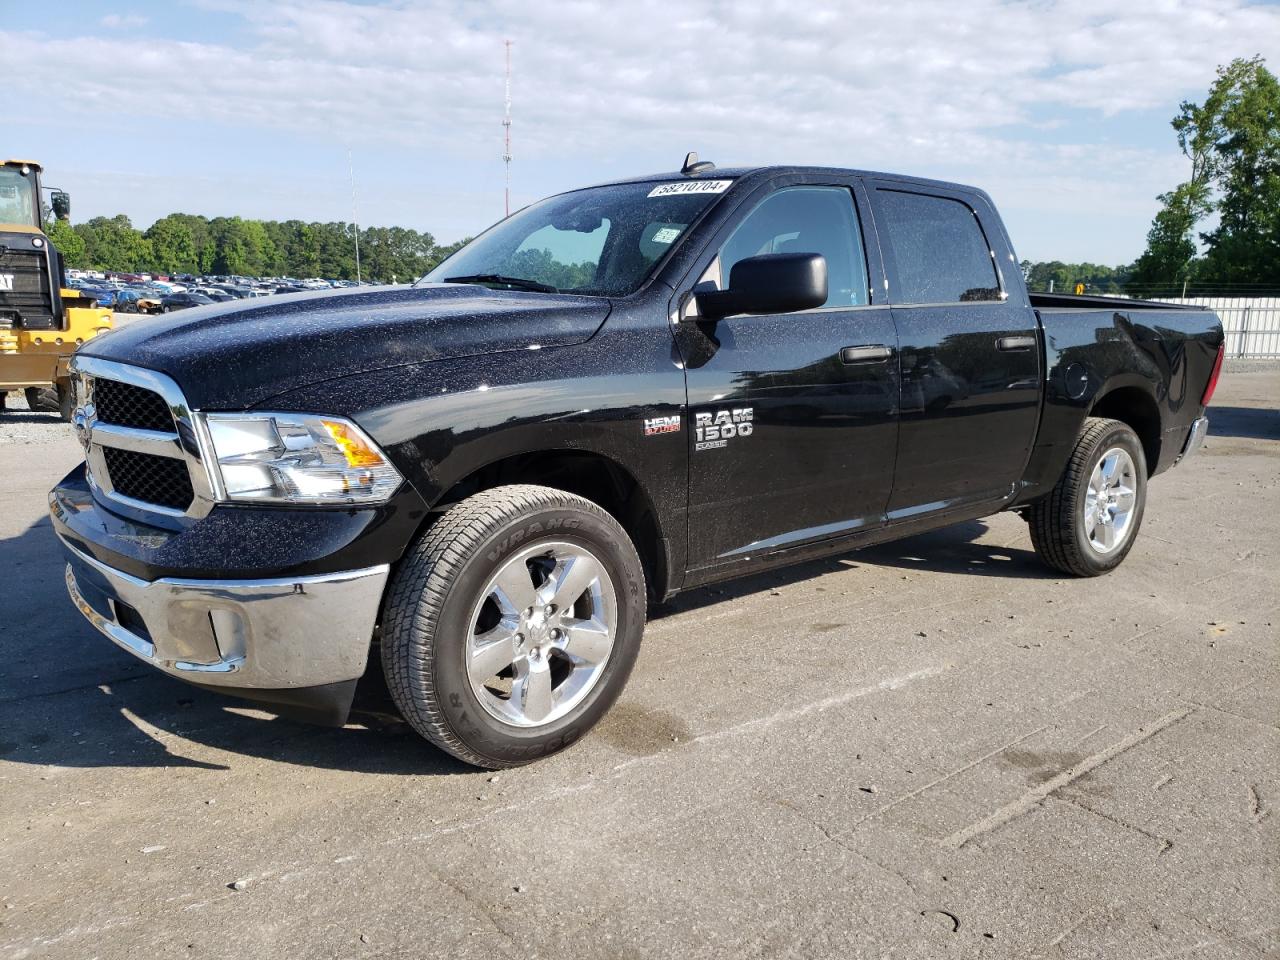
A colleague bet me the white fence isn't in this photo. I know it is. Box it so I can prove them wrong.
[1155,297,1280,358]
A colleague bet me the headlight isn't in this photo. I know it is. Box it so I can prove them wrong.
[203,412,403,505]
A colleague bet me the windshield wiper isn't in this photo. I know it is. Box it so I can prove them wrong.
[443,274,558,293]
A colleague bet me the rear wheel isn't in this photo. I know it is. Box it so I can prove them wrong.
[1027,417,1147,576]
[381,484,646,768]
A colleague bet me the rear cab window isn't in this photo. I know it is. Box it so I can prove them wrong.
[873,189,1001,304]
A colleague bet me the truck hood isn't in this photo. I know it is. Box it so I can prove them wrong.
[80,284,611,409]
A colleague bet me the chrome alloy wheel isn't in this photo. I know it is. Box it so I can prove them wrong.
[1084,447,1138,554]
[466,541,618,728]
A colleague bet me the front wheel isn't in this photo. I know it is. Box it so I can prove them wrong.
[381,484,647,768]
[1027,417,1147,576]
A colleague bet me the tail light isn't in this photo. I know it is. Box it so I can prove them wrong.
[1201,342,1225,407]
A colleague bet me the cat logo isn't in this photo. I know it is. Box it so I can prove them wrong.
[0,274,14,292]
[694,407,753,451]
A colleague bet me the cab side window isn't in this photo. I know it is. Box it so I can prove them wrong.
[717,187,869,308]
[876,190,1001,304]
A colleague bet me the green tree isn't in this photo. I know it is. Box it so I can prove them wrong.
[1130,56,1280,296]
[1126,181,1211,297]
[360,225,437,282]
[145,215,200,275]
[45,218,86,268]
[1193,57,1280,286]
[74,215,152,272]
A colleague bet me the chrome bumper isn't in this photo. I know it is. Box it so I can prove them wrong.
[60,540,389,689]
[1178,416,1210,463]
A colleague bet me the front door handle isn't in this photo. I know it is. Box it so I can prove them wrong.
[996,336,1036,352]
[840,344,892,364]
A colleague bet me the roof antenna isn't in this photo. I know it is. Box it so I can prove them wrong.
[682,151,715,175]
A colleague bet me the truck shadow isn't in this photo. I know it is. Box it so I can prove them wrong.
[1204,405,1280,440]
[0,515,470,776]
[0,411,63,426]
[1,511,1047,774]
[654,518,1055,619]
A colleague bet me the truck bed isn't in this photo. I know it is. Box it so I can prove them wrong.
[1029,292,1199,312]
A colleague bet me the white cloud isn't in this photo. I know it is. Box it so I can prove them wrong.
[99,13,149,29]
[4,0,1279,260]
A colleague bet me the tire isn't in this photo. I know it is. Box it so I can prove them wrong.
[1027,417,1147,577]
[25,384,73,420]
[381,484,647,768]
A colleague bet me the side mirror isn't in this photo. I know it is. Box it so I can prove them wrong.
[51,191,71,221]
[694,252,827,320]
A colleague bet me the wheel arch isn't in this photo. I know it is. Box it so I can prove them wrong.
[1087,383,1162,473]
[429,449,673,601]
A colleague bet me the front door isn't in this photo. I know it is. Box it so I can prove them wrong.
[676,181,899,572]
[867,183,1041,517]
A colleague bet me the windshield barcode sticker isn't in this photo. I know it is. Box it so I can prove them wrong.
[651,227,682,244]
[647,180,733,198]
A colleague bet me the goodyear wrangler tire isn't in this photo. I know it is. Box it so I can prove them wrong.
[1027,417,1147,577]
[381,484,646,768]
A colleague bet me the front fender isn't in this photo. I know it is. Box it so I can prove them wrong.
[266,313,689,587]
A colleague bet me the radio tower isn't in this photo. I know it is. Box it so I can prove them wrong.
[503,39,513,217]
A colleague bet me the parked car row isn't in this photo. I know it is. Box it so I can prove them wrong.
[65,272,378,315]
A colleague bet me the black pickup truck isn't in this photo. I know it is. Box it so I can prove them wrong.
[51,161,1225,768]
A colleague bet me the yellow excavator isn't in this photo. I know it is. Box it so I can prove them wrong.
[1,159,112,419]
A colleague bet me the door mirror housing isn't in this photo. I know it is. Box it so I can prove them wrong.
[693,253,827,320]
[51,191,71,221]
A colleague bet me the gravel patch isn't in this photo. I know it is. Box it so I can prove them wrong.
[0,391,75,446]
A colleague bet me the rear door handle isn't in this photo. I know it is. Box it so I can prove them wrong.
[996,336,1036,352]
[840,344,892,364]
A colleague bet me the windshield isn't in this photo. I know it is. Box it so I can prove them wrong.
[0,167,39,228]
[420,179,733,296]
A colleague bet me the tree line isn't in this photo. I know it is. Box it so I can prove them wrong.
[44,213,468,283]
[1020,261,1133,295]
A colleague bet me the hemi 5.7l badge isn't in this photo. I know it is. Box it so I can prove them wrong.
[695,407,753,451]
[643,415,681,436]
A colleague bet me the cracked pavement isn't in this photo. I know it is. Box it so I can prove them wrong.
[1,366,1277,959]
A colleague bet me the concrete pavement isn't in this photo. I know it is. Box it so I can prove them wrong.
[1,368,1276,959]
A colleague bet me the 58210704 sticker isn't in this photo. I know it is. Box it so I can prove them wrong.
[647,180,733,198]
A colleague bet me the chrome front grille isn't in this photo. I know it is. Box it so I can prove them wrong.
[102,447,195,511]
[71,357,219,520]
[92,378,176,432]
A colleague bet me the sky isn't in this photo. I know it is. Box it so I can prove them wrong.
[4,0,1279,265]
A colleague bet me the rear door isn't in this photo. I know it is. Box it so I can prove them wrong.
[866,182,1040,518]
[676,177,899,572]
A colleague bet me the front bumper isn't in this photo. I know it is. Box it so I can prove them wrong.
[61,538,389,690]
